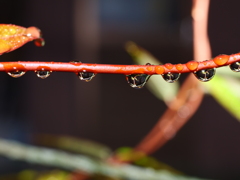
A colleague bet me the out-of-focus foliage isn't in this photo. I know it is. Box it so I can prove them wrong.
[35,135,111,160]
[126,42,240,122]
[0,138,205,180]
[36,171,69,180]
[0,170,70,180]
[203,72,240,120]
[18,170,36,180]
[115,147,182,175]
[125,42,179,105]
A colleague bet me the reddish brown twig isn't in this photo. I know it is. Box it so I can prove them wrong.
[0,53,238,75]
[133,0,211,156]
[135,75,203,154]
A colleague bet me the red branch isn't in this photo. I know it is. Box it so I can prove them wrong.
[134,75,203,154]
[1,53,240,74]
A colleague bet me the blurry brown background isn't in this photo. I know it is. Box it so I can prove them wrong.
[0,0,240,179]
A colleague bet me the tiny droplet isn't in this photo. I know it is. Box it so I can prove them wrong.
[34,38,45,47]
[165,63,174,70]
[162,72,180,83]
[186,61,199,71]
[146,63,153,72]
[176,64,184,71]
[35,70,51,79]
[193,68,216,82]
[126,74,151,89]
[78,70,96,82]
[7,71,26,78]
[155,66,165,74]
[229,62,240,72]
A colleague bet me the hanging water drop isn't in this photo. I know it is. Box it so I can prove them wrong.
[193,68,215,82]
[126,74,151,89]
[35,70,51,79]
[162,73,180,83]
[34,38,45,47]
[229,62,240,72]
[7,71,26,78]
[78,70,95,82]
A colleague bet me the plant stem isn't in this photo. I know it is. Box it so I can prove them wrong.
[0,53,239,75]
[0,138,203,180]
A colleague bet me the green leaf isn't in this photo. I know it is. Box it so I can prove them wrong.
[125,42,179,104]
[203,74,240,120]
[36,135,112,160]
[115,147,182,175]
[216,66,240,79]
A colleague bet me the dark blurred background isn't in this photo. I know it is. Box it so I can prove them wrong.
[0,0,240,179]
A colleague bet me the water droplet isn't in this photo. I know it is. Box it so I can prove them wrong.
[34,38,45,47]
[162,72,180,83]
[78,70,95,82]
[35,70,51,79]
[186,61,199,71]
[229,62,240,72]
[193,68,215,82]
[70,60,82,66]
[145,63,153,71]
[165,63,173,70]
[7,71,25,78]
[176,64,184,71]
[126,74,151,89]
[213,54,229,66]
[155,66,165,74]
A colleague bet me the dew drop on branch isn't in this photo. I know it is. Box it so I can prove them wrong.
[162,73,180,83]
[229,62,240,72]
[126,74,151,89]
[7,71,26,78]
[35,70,51,79]
[78,71,96,82]
[193,68,215,82]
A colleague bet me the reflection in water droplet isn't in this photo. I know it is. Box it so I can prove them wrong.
[7,71,26,78]
[229,62,240,72]
[162,73,180,83]
[78,71,95,82]
[35,70,51,79]
[193,68,215,82]
[126,74,151,89]
[34,38,45,47]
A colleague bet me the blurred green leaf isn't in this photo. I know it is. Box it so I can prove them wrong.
[217,66,240,78]
[0,139,205,180]
[134,156,182,175]
[36,135,112,160]
[115,147,144,162]
[18,170,36,180]
[115,147,182,175]
[36,170,69,180]
[203,74,240,120]
[125,41,179,104]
